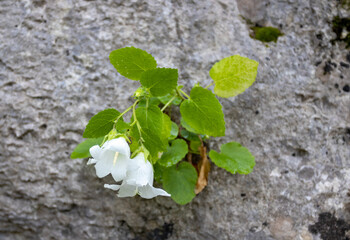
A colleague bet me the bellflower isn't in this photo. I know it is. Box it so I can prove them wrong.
[87,138,132,182]
[104,153,170,199]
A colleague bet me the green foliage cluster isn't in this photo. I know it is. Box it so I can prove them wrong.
[71,47,259,204]
[332,16,350,48]
[250,26,283,43]
[340,0,350,9]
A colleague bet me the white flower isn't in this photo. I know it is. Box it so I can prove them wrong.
[88,138,132,182]
[104,153,170,199]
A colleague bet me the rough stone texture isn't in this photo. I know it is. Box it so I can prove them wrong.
[1,0,350,239]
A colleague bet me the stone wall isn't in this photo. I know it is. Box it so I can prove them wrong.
[1,0,349,239]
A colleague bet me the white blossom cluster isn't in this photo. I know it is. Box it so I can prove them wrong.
[87,138,170,199]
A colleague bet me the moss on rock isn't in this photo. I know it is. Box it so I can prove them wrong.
[331,16,350,48]
[250,26,283,43]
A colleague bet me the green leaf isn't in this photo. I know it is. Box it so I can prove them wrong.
[189,141,201,154]
[116,120,130,132]
[180,118,199,134]
[158,92,182,106]
[83,109,120,138]
[158,139,188,167]
[70,137,104,159]
[140,68,178,96]
[180,129,201,141]
[136,105,163,133]
[209,142,255,174]
[138,97,161,107]
[180,86,225,137]
[169,122,179,140]
[109,47,157,80]
[131,126,162,159]
[161,114,172,142]
[154,163,165,183]
[129,136,140,153]
[162,162,198,205]
[133,105,168,157]
[209,55,259,98]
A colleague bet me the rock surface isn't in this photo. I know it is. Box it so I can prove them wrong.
[1,0,350,239]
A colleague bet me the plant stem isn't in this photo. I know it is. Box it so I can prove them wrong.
[198,135,204,146]
[114,105,133,123]
[176,88,186,100]
[101,135,108,146]
[161,95,177,112]
[179,89,190,99]
[129,119,137,126]
[132,100,144,142]
[113,100,138,129]
[205,82,214,89]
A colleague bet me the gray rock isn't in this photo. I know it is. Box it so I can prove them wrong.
[1,0,350,239]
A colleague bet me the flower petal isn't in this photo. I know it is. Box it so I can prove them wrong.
[138,184,171,199]
[103,138,130,158]
[117,183,138,198]
[125,153,153,186]
[89,145,102,159]
[110,153,129,182]
[127,157,139,172]
[94,150,114,178]
[104,184,121,191]
[87,158,98,165]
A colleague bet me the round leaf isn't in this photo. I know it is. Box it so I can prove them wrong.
[70,137,104,159]
[140,68,178,96]
[209,142,255,174]
[158,139,188,167]
[180,86,225,137]
[109,47,157,80]
[209,55,259,98]
[169,122,179,140]
[83,109,120,138]
[162,162,198,205]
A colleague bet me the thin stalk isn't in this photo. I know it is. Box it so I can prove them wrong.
[176,88,186,100]
[101,135,108,146]
[114,105,133,123]
[161,95,177,112]
[129,100,140,127]
[132,100,144,142]
[179,89,190,99]
[113,100,138,129]
[205,82,214,89]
